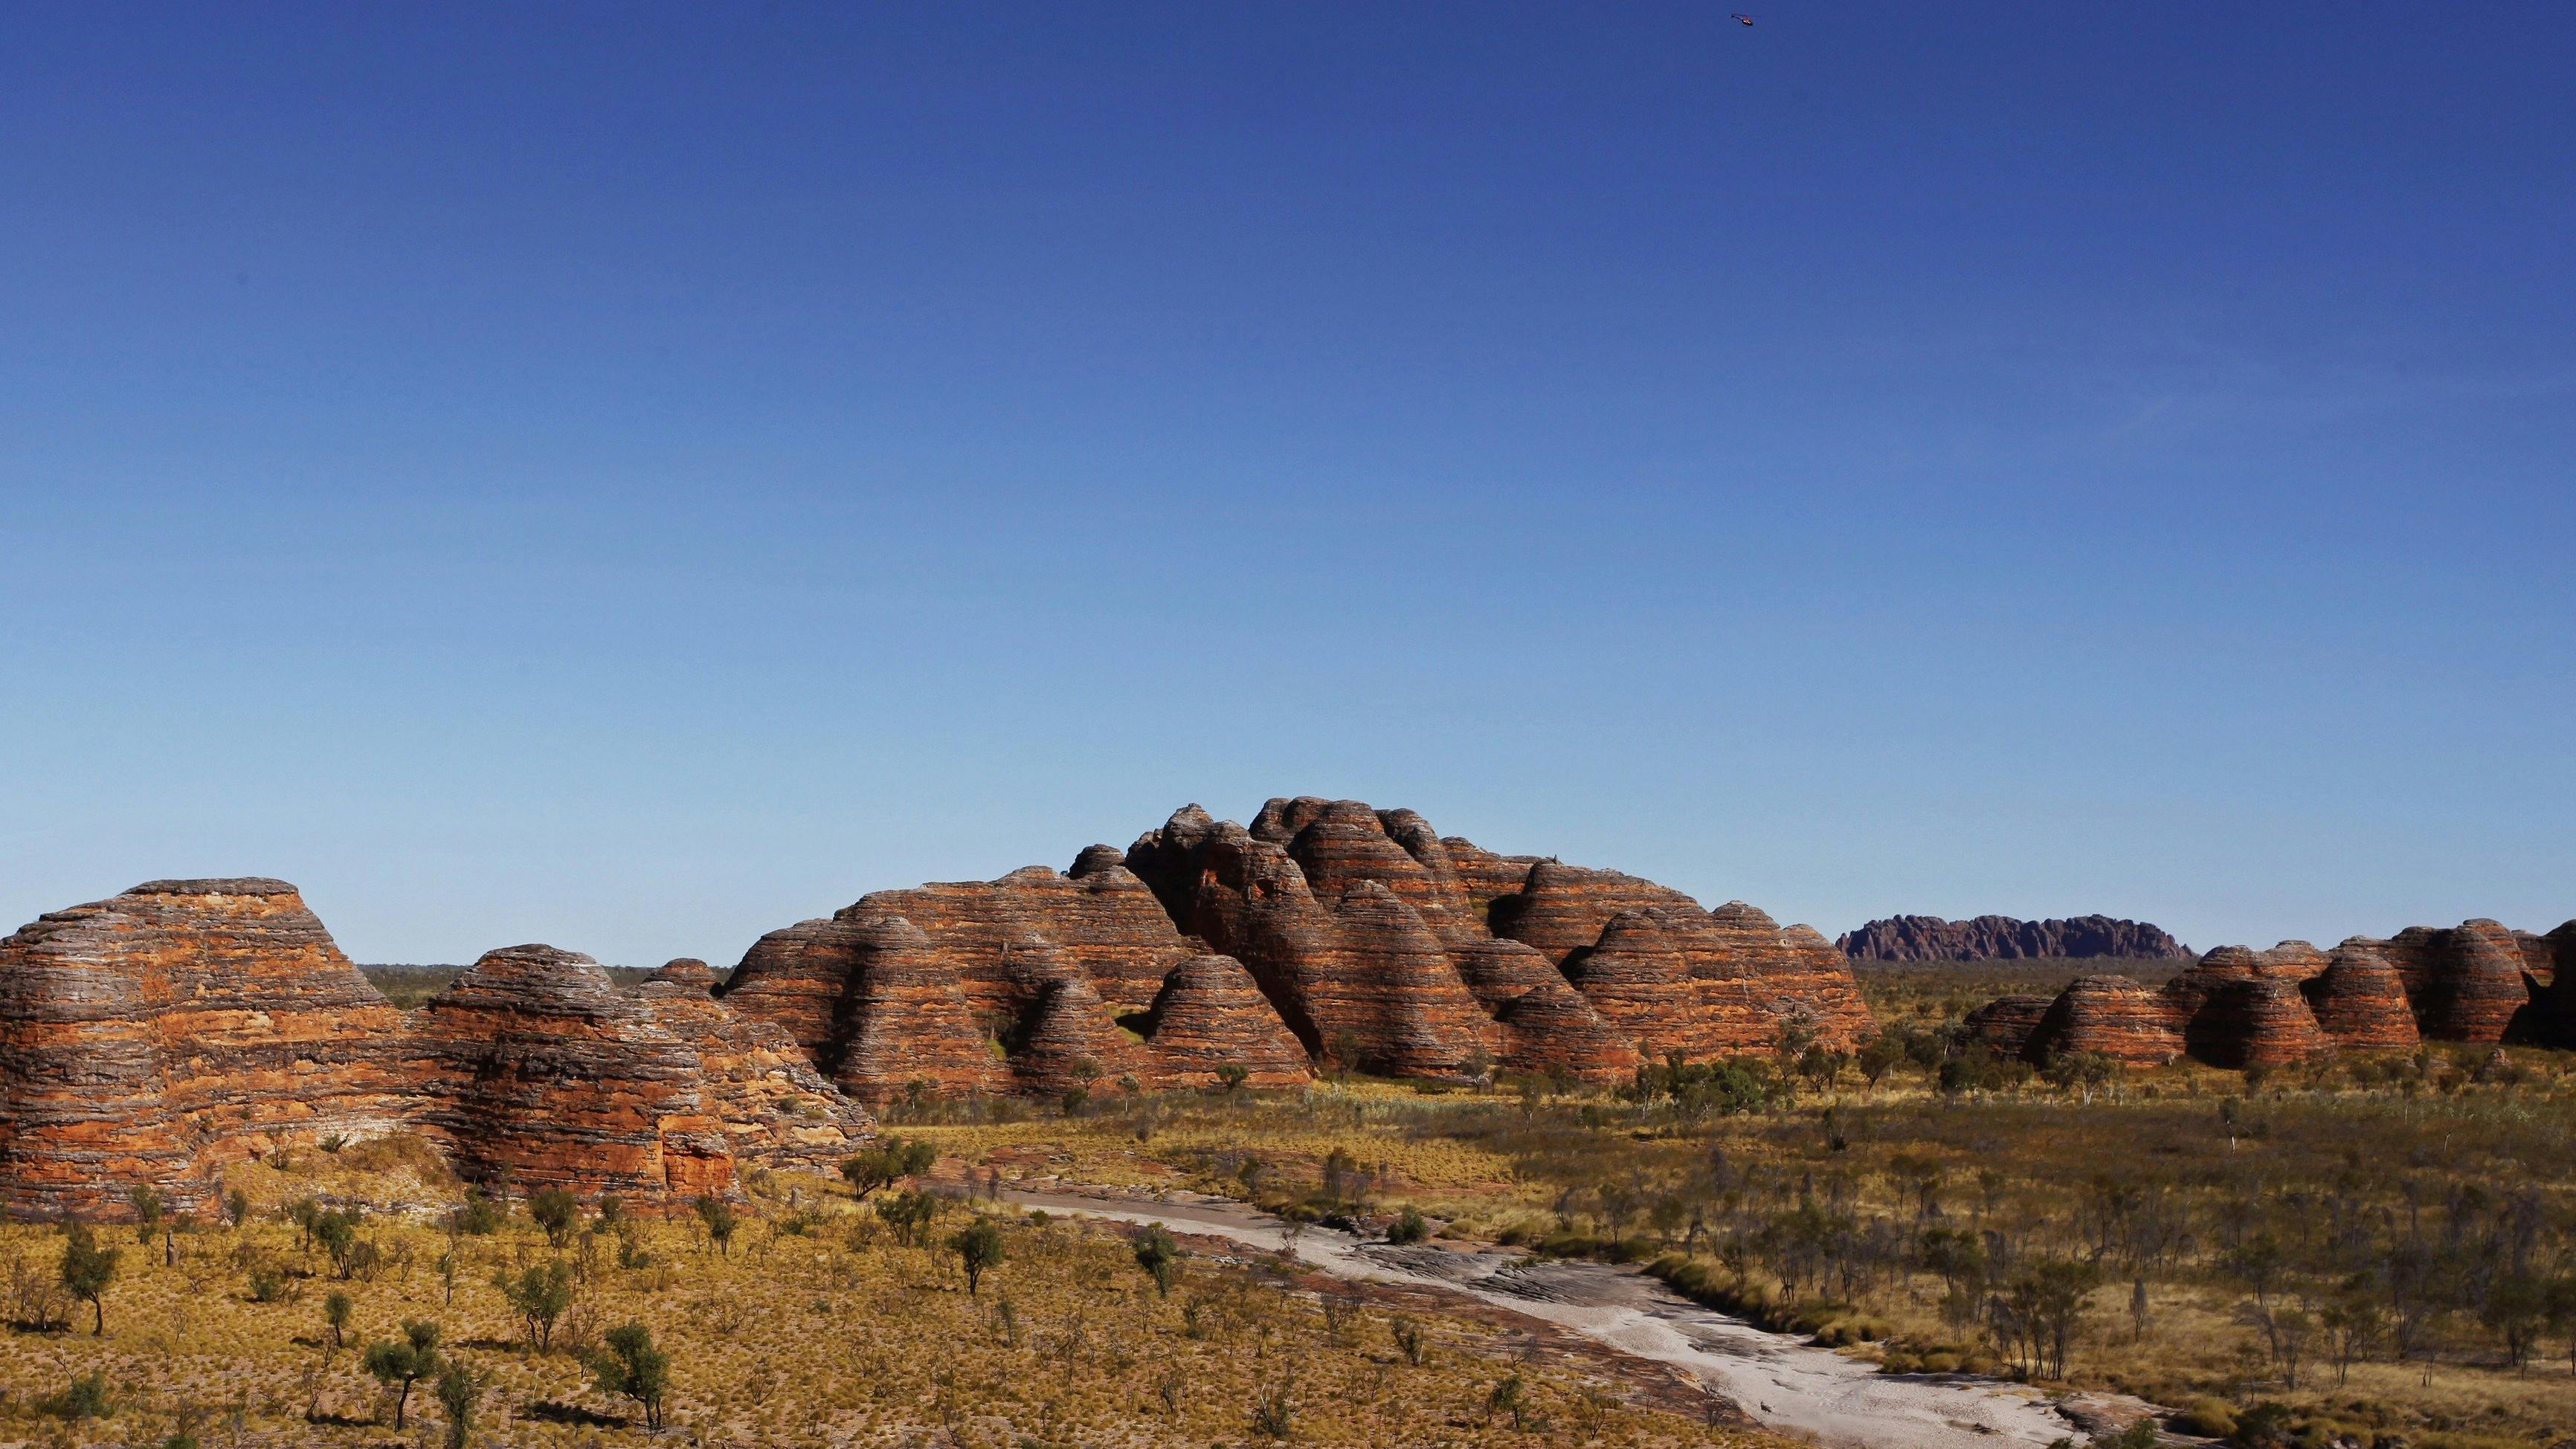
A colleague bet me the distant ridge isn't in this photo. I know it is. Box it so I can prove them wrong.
[1839,914,2192,962]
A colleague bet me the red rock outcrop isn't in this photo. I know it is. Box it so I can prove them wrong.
[997,937,1157,1096]
[1258,798,1481,943]
[1440,836,1544,927]
[1135,955,1314,1089]
[1965,995,2053,1059]
[1774,923,1880,1046]
[1316,881,1491,1074]
[842,863,1205,1019]
[2157,946,2265,1028]
[1494,978,1643,1080]
[1559,909,1707,1059]
[412,944,733,1199]
[1494,862,1704,964]
[2183,977,2331,1069]
[2152,944,2338,1068]
[2021,975,2183,1066]
[1839,915,2193,962]
[0,880,411,1218]
[2260,941,2331,983]
[631,960,872,1172]
[2409,920,2534,1044]
[779,914,1003,1102]
[1121,800,1875,1074]
[2300,941,2421,1051]
[712,915,871,1063]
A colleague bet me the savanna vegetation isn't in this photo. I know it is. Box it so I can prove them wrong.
[894,963,2576,1449]
[0,1130,1758,1448]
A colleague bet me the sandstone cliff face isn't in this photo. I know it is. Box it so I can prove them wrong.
[1135,955,1313,1089]
[1493,863,1703,964]
[2301,941,2421,1051]
[1998,916,2568,1071]
[631,960,872,1172]
[2022,975,2183,1066]
[840,863,1205,1019]
[1838,914,2192,963]
[2408,920,2534,1044]
[771,914,1002,1103]
[1120,798,1870,1079]
[1965,995,2052,1059]
[2184,977,2331,1069]
[996,937,1156,1096]
[0,880,410,1218]
[0,883,880,1219]
[413,945,732,1199]
[2260,942,2331,983]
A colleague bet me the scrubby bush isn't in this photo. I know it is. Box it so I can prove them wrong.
[45,1369,114,1421]
[361,1320,439,1428]
[1133,1225,1178,1297]
[59,1219,120,1335]
[528,1187,580,1248]
[950,1217,1005,1297]
[692,1195,738,1255]
[493,1262,575,1351]
[587,1323,670,1430]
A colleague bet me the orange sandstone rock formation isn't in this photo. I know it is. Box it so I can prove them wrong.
[411,944,737,1200]
[0,880,411,1218]
[2300,941,2421,1051]
[2021,975,2183,1066]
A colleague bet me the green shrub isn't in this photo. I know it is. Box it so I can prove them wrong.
[46,1370,113,1421]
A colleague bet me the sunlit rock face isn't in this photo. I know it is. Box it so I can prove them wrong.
[411,944,733,1200]
[0,879,412,1218]
[725,798,1875,1096]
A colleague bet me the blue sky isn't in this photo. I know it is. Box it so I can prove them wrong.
[3,2,2569,966]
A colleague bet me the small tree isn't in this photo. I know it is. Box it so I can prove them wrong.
[50,1369,114,1421]
[312,1209,362,1279]
[951,1218,1005,1297]
[1388,1207,1429,1245]
[840,1137,938,1201]
[224,1188,251,1229]
[493,1261,576,1351]
[1134,1225,1178,1298]
[362,1320,440,1428]
[453,1188,503,1236]
[433,1361,480,1449]
[1857,1034,1907,1093]
[289,1196,322,1252]
[2483,1272,2548,1372]
[692,1195,738,1256]
[59,1220,120,1335]
[1487,1372,1527,1431]
[587,1323,671,1431]
[1214,1063,1250,1093]
[324,1291,353,1349]
[529,1188,580,1250]
[128,1185,167,1245]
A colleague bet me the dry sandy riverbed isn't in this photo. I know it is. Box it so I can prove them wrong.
[1007,1187,2108,1449]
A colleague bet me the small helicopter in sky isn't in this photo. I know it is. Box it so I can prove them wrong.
[1730,12,1755,24]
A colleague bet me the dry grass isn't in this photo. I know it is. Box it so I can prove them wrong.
[0,1143,1774,1449]
[892,1046,2576,1445]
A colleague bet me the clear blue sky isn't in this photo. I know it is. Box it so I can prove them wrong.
[4,3,2569,966]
